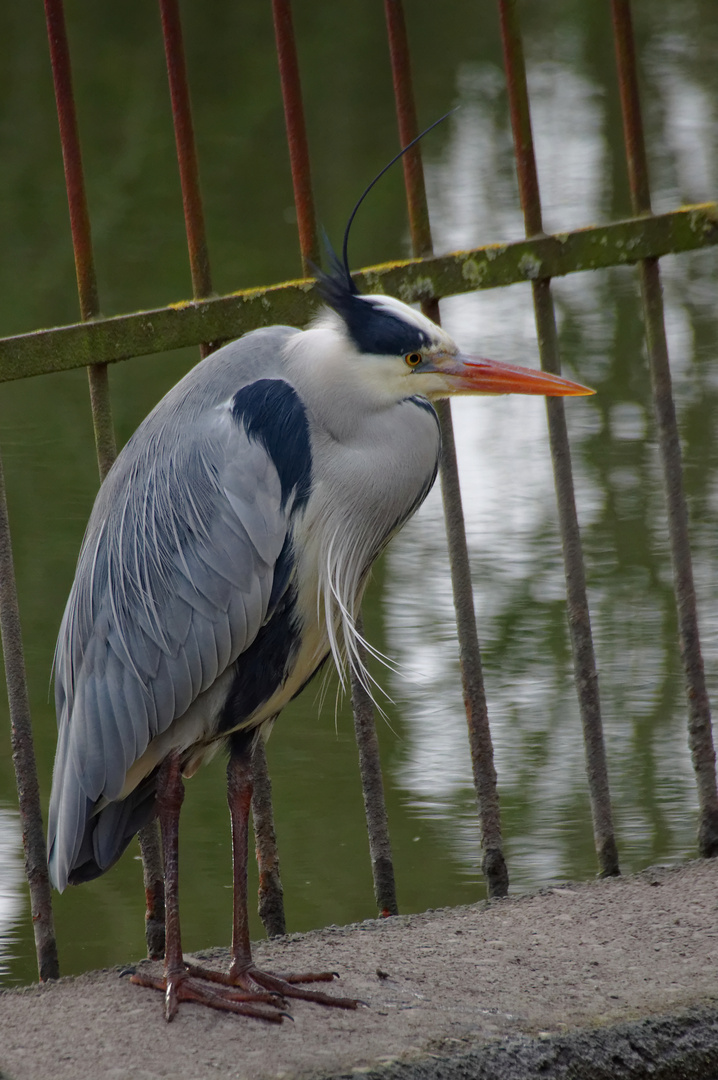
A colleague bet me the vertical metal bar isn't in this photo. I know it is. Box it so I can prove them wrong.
[271,0,320,274]
[44,0,116,480]
[230,0,316,937]
[45,0,166,959]
[433,396,508,897]
[346,633,401,910]
[272,0,399,918]
[0,0,122,982]
[158,0,215,359]
[0,455,59,981]
[383,1,432,259]
[611,0,718,857]
[384,0,509,898]
[151,0,223,948]
[151,0,224,949]
[251,734,286,937]
[351,615,398,916]
[498,0,619,877]
[249,731,286,938]
[139,812,166,959]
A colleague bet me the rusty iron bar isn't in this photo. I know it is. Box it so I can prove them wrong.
[383,0,432,259]
[138,825,166,959]
[46,0,165,959]
[611,0,718,857]
[350,614,399,916]
[272,0,399,920]
[384,0,509,898]
[271,0,321,274]
[158,0,215,360]
[433,395,508,896]
[139,812,166,960]
[44,0,116,480]
[347,664,400,916]
[498,0,619,877]
[0,454,60,982]
[241,0,315,937]
[345,628,401,907]
[251,734,286,937]
[141,0,222,953]
[0,0,115,983]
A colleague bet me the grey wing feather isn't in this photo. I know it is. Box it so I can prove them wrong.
[48,334,300,890]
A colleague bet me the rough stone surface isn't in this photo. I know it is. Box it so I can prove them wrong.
[1,859,718,1080]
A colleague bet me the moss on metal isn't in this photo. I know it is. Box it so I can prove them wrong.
[0,204,715,384]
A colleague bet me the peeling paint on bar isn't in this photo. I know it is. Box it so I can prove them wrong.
[0,205,715,384]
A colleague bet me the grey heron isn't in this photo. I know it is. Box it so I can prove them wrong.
[47,242,592,1020]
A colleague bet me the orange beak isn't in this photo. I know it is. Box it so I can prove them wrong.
[437,353,594,397]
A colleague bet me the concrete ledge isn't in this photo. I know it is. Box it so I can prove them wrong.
[1,859,717,1080]
[331,1007,718,1080]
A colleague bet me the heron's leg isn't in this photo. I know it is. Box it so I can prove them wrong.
[184,730,357,1010]
[131,751,284,1022]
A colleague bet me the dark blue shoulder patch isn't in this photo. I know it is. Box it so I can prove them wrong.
[231,379,312,510]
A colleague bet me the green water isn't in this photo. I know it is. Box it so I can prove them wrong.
[1,0,717,985]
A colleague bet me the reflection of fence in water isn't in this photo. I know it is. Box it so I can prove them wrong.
[1,0,717,981]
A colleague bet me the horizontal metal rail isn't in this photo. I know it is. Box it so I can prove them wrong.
[1,205,715,384]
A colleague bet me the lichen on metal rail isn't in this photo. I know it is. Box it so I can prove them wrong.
[0,205,715,384]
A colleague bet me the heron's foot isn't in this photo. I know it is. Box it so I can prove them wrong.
[130,963,288,1023]
[185,960,360,1010]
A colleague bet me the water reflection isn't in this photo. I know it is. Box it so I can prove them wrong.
[385,36,716,886]
[0,809,24,978]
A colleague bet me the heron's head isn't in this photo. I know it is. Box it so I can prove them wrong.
[314,262,592,403]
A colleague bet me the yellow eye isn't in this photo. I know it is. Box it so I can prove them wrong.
[405,352,422,368]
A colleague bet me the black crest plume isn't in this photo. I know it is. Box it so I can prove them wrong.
[315,110,457,355]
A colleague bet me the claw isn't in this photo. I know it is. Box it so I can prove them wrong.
[131,959,359,1019]
[130,968,287,1023]
[233,965,359,1010]
[280,970,339,984]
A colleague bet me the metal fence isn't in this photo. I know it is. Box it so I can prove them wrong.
[2,0,717,982]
